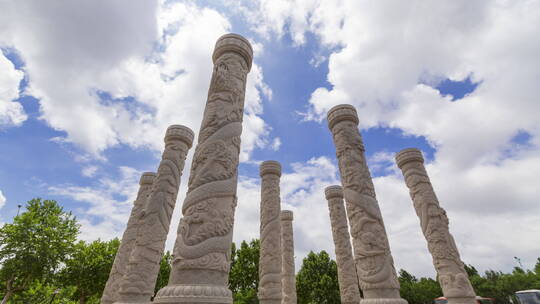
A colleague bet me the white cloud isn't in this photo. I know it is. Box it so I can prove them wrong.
[270,137,281,151]
[49,166,142,240]
[81,165,98,178]
[0,51,26,127]
[0,1,274,160]
[236,0,540,275]
[0,190,6,210]
[233,156,341,271]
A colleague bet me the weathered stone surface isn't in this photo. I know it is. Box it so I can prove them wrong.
[154,33,253,304]
[325,185,361,304]
[101,172,156,304]
[258,161,283,304]
[327,104,407,304]
[396,148,476,304]
[280,210,296,304]
[115,125,194,304]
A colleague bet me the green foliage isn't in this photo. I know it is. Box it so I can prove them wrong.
[229,240,260,304]
[60,238,119,303]
[2,198,540,304]
[0,198,79,303]
[398,269,442,304]
[155,251,172,296]
[470,267,540,304]
[296,250,341,304]
[10,280,77,304]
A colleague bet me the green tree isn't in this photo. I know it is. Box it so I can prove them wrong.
[296,251,340,304]
[0,198,79,304]
[229,240,260,304]
[398,269,442,304]
[60,238,119,304]
[154,251,172,296]
[10,279,76,304]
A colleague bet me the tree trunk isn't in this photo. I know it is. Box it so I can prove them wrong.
[79,294,86,304]
[1,291,13,304]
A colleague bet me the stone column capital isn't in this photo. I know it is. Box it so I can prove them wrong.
[165,125,194,148]
[260,160,281,177]
[327,104,359,130]
[395,148,424,169]
[325,185,344,200]
[213,33,253,71]
[139,172,156,185]
[281,210,293,221]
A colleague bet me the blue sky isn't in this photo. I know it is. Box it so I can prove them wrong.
[1,0,539,278]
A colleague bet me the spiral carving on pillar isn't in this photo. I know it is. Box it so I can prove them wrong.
[116,125,193,303]
[328,105,406,304]
[258,160,282,304]
[396,148,475,303]
[280,210,297,304]
[155,33,253,304]
[325,185,362,304]
[101,172,156,304]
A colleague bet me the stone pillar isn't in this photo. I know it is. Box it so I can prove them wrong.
[325,185,362,304]
[102,172,156,304]
[280,210,296,304]
[327,104,407,304]
[395,148,476,304]
[154,33,253,304]
[116,125,194,303]
[258,161,283,304]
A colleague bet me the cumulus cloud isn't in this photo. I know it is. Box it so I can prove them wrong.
[0,0,275,160]
[0,51,26,127]
[235,0,540,275]
[49,166,142,240]
[81,165,98,178]
[0,190,6,210]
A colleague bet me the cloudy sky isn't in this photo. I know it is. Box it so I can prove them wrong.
[1,0,539,278]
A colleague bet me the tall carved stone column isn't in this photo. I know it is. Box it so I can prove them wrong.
[258,161,283,304]
[395,148,476,304]
[325,185,362,304]
[280,210,296,304]
[327,104,407,304]
[154,33,253,304]
[116,125,194,304]
[102,172,156,304]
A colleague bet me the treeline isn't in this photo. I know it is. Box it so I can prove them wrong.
[1,199,539,303]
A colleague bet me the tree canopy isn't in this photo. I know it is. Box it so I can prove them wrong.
[2,198,540,304]
[296,250,341,304]
[0,198,79,304]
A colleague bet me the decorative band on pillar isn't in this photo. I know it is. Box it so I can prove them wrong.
[327,104,360,130]
[395,148,424,169]
[165,125,195,147]
[213,33,253,72]
[280,210,293,221]
[140,172,157,185]
[260,160,282,177]
[324,185,344,200]
[154,33,253,304]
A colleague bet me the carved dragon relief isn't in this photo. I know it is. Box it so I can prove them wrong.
[281,213,297,304]
[170,53,248,279]
[101,175,154,304]
[117,130,191,302]
[258,173,282,301]
[403,164,475,298]
[327,193,362,304]
[330,118,401,292]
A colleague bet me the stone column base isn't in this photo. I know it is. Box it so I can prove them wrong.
[447,297,477,304]
[153,284,232,304]
[258,300,281,304]
[361,298,409,304]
